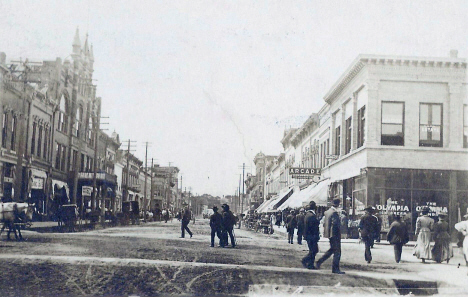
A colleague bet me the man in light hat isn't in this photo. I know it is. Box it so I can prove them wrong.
[359,206,379,263]
[316,198,344,274]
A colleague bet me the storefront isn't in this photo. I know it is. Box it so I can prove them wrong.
[1,162,16,202]
[29,168,48,217]
[341,167,468,240]
[76,171,117,215]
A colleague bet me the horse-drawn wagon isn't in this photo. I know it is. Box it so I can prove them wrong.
[58,204,79,232]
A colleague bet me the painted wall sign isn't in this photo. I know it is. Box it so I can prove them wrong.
[288,168,321,175]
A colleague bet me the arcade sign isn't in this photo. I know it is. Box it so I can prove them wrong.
[289,167,321,179]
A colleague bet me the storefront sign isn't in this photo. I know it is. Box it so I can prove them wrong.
[289,168,321,175]
[291,175,317,179]
[82,186,93,197]
[31,177,44,190]
[78,172,116,183]
[416,202,447,216]
[4,177,13,183]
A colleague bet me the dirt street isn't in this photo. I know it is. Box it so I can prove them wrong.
[0,219,466,296]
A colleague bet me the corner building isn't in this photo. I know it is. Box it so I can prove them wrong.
[321,52,468,236]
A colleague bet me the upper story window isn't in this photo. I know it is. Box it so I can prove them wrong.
[334,126,341,156]
[345,117,352,154]
[58,95,69,134]
[10,116,16,151]
[381,102,404,146]
[357,106,366,148]
[464,105,468,148]
[88,115,95,147]
[2,113,7,149]
[420,103,442,147]
[31,122,37,155]
[75,106,83,137]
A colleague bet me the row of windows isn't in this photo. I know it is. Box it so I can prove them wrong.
[381,102,447,147]
[31,122,51,161]
[55,143,94,173]
[2,112,17,151]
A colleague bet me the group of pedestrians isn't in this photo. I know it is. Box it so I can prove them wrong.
[209,204,237,248]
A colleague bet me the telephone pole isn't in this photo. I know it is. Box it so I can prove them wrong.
[142,142,151,222]
[122,140,137,202]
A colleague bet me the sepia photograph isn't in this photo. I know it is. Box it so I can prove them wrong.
[0,1,468,296]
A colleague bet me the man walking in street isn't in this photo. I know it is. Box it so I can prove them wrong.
[359,206,379,264]
[285,210,297,244]
[180,206,193,238]
[221,204,236,248]
[209,206,223,247]
[301,202,320,269]
[387,214,409,263]
[316,198,345,274]
[296,208,305,245]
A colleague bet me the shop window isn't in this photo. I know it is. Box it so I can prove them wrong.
[383,169,411,189]
[357,106,365,148]
[81,153,86,172]
[37,126,43,158]
[10,116,16,151]
[31,122,37,156]
[457,172,468,191]
[413,170,450,190]
[381,102,404,146]
[420,103,443,147]
[2,112,8,148]
[412,190,449,222]
[464,105,468,148]
[335,126,341,155]
[345,117,352,154]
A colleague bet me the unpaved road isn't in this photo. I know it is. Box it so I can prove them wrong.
[0,219,466,296]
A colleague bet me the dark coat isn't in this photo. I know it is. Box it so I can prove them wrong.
[285,214,297,230]
[433,220,451,240]
[323,207,340,239]
[210,212,223,229]
[296,213,305,232]
[222,210,236,229]
[359,213,379,238]
[387,220,409,244]
[182,209,192,222]
[303,210,320,242]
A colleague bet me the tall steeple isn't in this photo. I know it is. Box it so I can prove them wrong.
[72,27,81,56]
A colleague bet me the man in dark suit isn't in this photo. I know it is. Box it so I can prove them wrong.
[209,206,223,247]
[180,206,193,238]
[296,208,305,245]
[387,214,409,263]
[316,198,344,274]
[359,206,379,263]
[301,201,320,269]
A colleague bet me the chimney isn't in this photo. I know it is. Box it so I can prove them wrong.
[0,52,6,64]
[450,49,458,58]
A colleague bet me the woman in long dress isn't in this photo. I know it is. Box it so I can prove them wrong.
[431,213,453,263]
[454,213,468,274]
[414,207,434,263]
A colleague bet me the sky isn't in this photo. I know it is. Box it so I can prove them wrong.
[1,0,467,196]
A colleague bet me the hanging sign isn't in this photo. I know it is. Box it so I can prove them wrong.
[82,186,93,197]
[289,168,321,176]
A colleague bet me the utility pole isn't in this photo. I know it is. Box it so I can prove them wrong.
[238,174,241,213]
[142,142,151,222]
[242,163,245,213]
[150,158,154,214]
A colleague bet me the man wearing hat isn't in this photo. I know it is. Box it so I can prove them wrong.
[301,201,320,269]
[209,206,223,247]
[359,206,379,263]
[387,214,409,263]
[296,208,305,245]
[316,198,345,274]
[221,204,236,248]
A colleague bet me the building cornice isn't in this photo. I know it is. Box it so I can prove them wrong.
[324,54,467,104]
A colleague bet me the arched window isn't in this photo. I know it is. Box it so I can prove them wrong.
[58,94,69,133]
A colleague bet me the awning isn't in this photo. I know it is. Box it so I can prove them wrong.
[302,179,331,207]
[255,200,270,212]
[278,186,306,210]
[262,187,294,213]
[52,179,69,198]
[258,197,278,213]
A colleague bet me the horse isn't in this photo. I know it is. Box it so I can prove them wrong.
[0,202,35,241]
